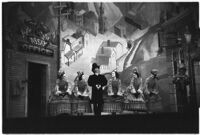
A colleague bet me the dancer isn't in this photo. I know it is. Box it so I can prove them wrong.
[126,67,144,101]
[144,69,162,113]
[55,71,71,97]
[102,70,124,115]
[145,69,160,100]
[74,71,91,115]
[74,72,90,98]
[124,67,147,112]
[48,70,72,116]
[107,70,124,97]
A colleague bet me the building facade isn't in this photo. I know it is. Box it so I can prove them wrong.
[4,20,58,118]
[96,40,124,73]
[158,7,200,112]
[62,32,84,66]
[74,9,86,26]
[114,24,126,38]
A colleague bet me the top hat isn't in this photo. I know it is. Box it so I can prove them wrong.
[151,69,158,75]
[92,63,100,72]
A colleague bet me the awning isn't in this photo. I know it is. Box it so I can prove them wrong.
[73,44,83,52]
[64,50,75,59]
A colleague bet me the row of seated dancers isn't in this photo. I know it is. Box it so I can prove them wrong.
[52,63,161,115]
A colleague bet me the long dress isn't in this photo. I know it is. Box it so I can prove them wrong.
[73,79,92,114]
[103,78,124,113]
[145,76,162,112]
[48,79,72,116]
[123,77,147,112]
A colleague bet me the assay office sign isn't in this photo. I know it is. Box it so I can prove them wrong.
[18,20,54,57]
[29,36,49,47]
[19,37,54,57]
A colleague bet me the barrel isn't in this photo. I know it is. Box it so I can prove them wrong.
[103,101,123,113]
[77,99,92,113]
[71,98,79,115]
[123,101,147,112]
[147,100,163,112]
[48,100,71,116]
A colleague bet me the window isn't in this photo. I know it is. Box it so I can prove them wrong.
[179,48,185,63]
[86,41,88,46]
[172,50,178,74]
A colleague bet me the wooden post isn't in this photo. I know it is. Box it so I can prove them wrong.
[171,49,178,112]
[57,2,61,72]
[54,2,71,72]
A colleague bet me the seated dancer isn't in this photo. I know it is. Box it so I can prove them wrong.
[48,70,72,116]
[123,67,147,112]
[55,70,71,97]
[126,67,144,101]
[107,70,124,97]
[144,69,162,112]
[74,71,90,99]
[73,71,91,115]
[103,70,124,114]
[144,69,161,100]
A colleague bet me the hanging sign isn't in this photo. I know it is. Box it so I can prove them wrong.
[28,36,48,47]
[18,19,54,57]
[19,42,54,56]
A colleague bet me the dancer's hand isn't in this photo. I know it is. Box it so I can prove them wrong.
[55,90,62,95]
[66,88,72,95]
[138,89,143,94]
[131,88,136,94]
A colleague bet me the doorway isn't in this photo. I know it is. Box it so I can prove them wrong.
[28,62,47,118]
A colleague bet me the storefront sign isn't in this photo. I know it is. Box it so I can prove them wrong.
[28,36,49,47]
[19,43,54,56]
[18,19,54,57]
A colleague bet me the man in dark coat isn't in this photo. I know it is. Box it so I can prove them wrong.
[88,63,107,116]
[173,64,189,112]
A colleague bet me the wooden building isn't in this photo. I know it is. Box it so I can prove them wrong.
[158,5,200,111]
[4,20,58,118]
[96,40,124,73]
[62,32,84,66]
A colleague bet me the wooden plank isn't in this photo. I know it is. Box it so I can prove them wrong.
[161,9,192,30]
[53,13,71,17]
[124,16,141,29]
[54,5,69,9]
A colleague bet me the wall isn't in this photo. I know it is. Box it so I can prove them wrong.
[138,55,175,112]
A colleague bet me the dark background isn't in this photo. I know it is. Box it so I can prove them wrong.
[3,112,199,133]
